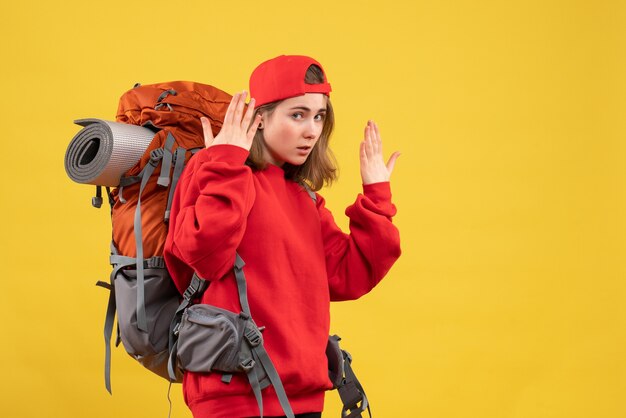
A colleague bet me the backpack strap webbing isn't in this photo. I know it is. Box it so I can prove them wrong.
[233,253,295,418]
[245,364,264,417]
[99,242,128,394]
[299,181,317,204]
[164,146,187,223]
[167,272,209,381]
[337,349,371,418]
[245,329,295,418]
[233,254,252,315]
[100,276,116,395]
[164,146,203,224]
[134,148,165,332]
[157,132,176,187]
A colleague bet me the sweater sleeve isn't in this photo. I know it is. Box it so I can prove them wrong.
[164,144,255,293]
[320,182,401,301]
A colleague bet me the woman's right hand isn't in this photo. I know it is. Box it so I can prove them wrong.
[201,91,262,150]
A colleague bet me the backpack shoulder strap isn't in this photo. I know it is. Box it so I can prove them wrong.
[157,132,176,187]
[135,149,164,332]
[233,253,295,418]
[164,145,197,223]
[299,181,317,204]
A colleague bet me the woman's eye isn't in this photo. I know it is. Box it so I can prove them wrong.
[291,113,303,119]
[314,114,326,121]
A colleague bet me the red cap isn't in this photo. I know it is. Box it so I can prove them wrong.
[249,55,332,107]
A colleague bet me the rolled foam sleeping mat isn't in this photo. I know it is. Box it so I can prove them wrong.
[64,118,156,187]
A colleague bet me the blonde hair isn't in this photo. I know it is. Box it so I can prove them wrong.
[246,65,337,191]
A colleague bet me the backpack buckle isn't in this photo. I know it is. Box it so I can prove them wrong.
[149,148,164,166]
[239,358,256,372]
[144,257,165,269]
[183,274,207,300]
[244,327,263,347]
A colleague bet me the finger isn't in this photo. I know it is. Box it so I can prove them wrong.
[201,117,214,148]
[359,140,367,160]
[247,114,262,143]
[367,120,379,154]
[223,92,240,127]
[386,151,401,175]
[233,91,247,127]
[372,121,382,153]
[364,124,374,156]
[242,98,256,131]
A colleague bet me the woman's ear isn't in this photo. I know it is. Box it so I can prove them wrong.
[256,111,264,130]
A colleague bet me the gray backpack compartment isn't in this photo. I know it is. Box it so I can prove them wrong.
[114,266,177,356]
[100,249,185,385]
[111,265,181,381]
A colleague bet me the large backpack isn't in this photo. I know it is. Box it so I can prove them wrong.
[66,81,371,418]
[91,81,231,392]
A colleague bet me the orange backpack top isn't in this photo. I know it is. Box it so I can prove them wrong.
[112,81,231,258]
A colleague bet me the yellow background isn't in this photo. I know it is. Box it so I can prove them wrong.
[1,1,624,417]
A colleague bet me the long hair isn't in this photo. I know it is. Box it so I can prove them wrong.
[246,64,337,191]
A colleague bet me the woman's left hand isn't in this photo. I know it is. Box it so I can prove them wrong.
[360,120,400,185]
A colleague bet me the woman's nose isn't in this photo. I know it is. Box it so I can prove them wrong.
[303,119,320,139]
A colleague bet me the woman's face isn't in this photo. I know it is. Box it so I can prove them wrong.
[260,93,328,167]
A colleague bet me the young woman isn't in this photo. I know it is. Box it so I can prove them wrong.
[164,55,401,418]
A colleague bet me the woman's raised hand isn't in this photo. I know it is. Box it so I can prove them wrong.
[201,91,262,150]
[360,120,400,185]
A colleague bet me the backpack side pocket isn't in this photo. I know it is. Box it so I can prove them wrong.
[176,304,246,374]
[114,267,180,359]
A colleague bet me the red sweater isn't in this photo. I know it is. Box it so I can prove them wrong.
[164,144,401,418]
